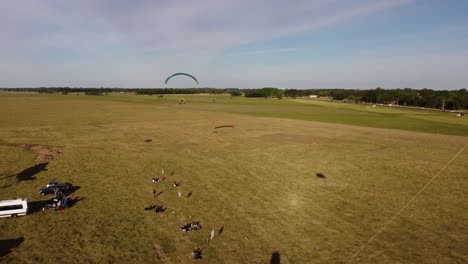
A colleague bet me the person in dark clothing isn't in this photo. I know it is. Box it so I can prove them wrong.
[145,205,156,211]
[192,248,202,260]
[155,205,166,213]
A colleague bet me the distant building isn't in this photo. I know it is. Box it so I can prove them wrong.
[308,95,318,99]
[318,96,332,101]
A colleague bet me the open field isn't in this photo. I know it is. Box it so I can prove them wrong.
[1,92,467,263]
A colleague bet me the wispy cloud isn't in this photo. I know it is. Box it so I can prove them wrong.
[5,0,454,88]
[229,48,311,57]
[0,0,412,54]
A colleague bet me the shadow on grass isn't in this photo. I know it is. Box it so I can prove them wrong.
[218,226,224,236]
[270,251,280,264]
[15,163,48,182]
[27,200,47,214]
[0,237,24,258]
[187,191,192,198]
[316,173,326,179]
[67,186,81,196]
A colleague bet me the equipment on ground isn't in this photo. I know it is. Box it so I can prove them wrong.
[42,196,79,211]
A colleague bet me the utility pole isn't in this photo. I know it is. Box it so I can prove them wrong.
[442,99,445,111]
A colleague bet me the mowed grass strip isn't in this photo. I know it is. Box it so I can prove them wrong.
[3,92,466,136]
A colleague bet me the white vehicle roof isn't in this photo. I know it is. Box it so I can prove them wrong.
[0,198,28,205]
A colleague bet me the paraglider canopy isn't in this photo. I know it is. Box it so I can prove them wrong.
[165,72,199,86]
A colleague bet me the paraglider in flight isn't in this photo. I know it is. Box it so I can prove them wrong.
[165,72,199,86]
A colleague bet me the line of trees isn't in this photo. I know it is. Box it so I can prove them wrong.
[135,88,227,95]
[0,87,233,95]
[1,87,467,110]
[283,88,468,110]
[245,87,467,110]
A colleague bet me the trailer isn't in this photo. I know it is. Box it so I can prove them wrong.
[0,198,28,218]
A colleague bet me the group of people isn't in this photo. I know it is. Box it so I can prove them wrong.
[43,189,76,210]
[179,221,202,232]
[147,170,206,260]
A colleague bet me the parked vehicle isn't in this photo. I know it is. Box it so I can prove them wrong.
[0,198,28,218]
[46,181,72,189]
[38,186,70,196]
[39,187,55,195]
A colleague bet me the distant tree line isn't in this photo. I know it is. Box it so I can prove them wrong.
[243,87,285,99]
[2,87,467,110]
[135,88,227,95]
[283,87,468,110]
[0,87,116,95]
[240,87,468,110]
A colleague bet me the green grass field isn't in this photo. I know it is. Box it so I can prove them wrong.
[1,92,467,263]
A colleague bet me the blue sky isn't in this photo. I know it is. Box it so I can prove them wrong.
[1,0,467,89]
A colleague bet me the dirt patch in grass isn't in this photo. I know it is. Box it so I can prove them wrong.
[26,145,62,163]
[0,140,62,162]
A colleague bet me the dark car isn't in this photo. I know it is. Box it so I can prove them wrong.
[46,181,72,189]
[39,186,70,196]
[39,187,57,196]
[39,181,72,195]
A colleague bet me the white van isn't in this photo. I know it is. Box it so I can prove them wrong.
[0,198,28,218]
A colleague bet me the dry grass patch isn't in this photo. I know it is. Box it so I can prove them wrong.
[22,145,62,163]
[0,140,62,163]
